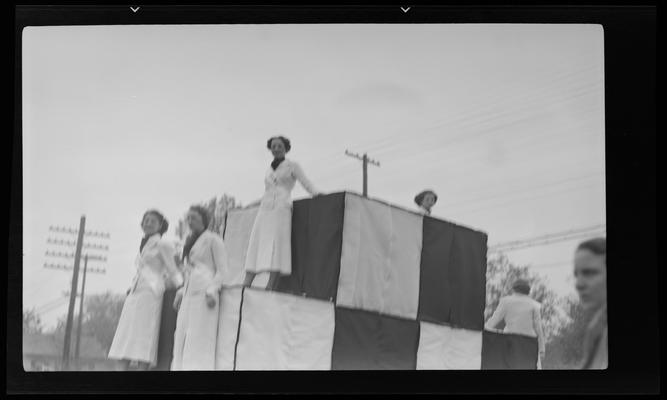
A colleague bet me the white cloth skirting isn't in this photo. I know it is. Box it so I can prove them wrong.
[171,270,220,371]
[244,206,292,275]
[108,288,163,366]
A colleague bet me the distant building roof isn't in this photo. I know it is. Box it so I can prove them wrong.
[23,332,107,360]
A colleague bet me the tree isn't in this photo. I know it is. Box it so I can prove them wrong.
[542,295,592,369]
[53,291,125,354]
[23,308,43,335]
[485,253,568,342]
[177,193,242,240]
[485,252,595,369]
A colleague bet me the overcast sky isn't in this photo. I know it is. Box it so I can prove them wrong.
[22,24,605,329]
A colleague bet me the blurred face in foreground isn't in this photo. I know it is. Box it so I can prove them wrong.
[574,249,607,310]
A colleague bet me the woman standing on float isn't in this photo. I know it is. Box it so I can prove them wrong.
[242,136,320,290]
[108,209,183,370]
[171,205,229,370]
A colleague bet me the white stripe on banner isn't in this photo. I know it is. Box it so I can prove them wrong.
[235,289,335,370]
[337,193,423,320]
[223,207,260,285]
[215,286,244,370]
[417,321,482,370]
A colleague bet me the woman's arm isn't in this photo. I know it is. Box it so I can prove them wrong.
[208,235,229,293]
[157,240,184,289]
[484,298,506,331]
[533,305,546,355]
[292,161,319,196]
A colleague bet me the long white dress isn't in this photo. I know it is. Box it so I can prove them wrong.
[244,158,318,275]
[171,230,229,370]
[108,233,183,367]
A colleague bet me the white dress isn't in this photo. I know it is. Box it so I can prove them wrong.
[108,234,183,367]
[171,230,229,370]
[244,159,318,275]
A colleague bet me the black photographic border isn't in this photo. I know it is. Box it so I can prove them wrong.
[7,2,658,394]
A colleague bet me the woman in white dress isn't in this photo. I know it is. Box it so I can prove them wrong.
[108,209,183,370]
[414,189,438,216]
[242,136,320,290]
[171,205,229,370]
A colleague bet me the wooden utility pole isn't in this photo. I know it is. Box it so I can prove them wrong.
[345,150,380,197]
[74,254,88,361]
[62,216,85,370]
[45,221,109,370]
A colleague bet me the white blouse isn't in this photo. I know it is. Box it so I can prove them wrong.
[260,158,318,210]
[131,233,183,296]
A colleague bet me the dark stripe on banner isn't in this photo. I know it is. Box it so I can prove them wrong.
[275,192,345,302]
[481,330,538,370]
[232,286,246,371]
[418,217,488,331]
[418,217,456,326]
[331,306,419,370]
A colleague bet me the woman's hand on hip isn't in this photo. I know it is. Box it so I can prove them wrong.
[205,287,218,308]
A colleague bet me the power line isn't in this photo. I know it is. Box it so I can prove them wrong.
[32,297,70,316]
[489,224,605,248]
[488,225,606,253]
[457,180,604,216]
[360,62,602,157]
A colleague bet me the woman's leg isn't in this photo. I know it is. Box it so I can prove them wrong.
[243,271,256,287]
[266,272,280,291]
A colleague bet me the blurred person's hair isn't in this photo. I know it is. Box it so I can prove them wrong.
[577,237,606,262]
[512,278,531,295]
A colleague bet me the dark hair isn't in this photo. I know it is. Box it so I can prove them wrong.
[188,205,211,230]
[141,209,169,235]
[266,136,291,153]
[577,237,606,262]
[512,278,531,295]
[414,190,438,207]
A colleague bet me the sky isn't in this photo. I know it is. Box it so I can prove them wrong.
[21,24,605,330]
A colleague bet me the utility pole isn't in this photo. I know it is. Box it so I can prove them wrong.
[74,254,88,361]
[62,216,84,370]
[344,150,381,197]
[45,220,109,370]
[72,253,108,362]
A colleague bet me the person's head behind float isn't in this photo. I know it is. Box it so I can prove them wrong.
[414,190,438,211]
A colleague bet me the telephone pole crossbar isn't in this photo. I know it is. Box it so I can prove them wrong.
[345,149,380,197]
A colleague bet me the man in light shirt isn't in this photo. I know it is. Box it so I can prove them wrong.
[485,278,546,367]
